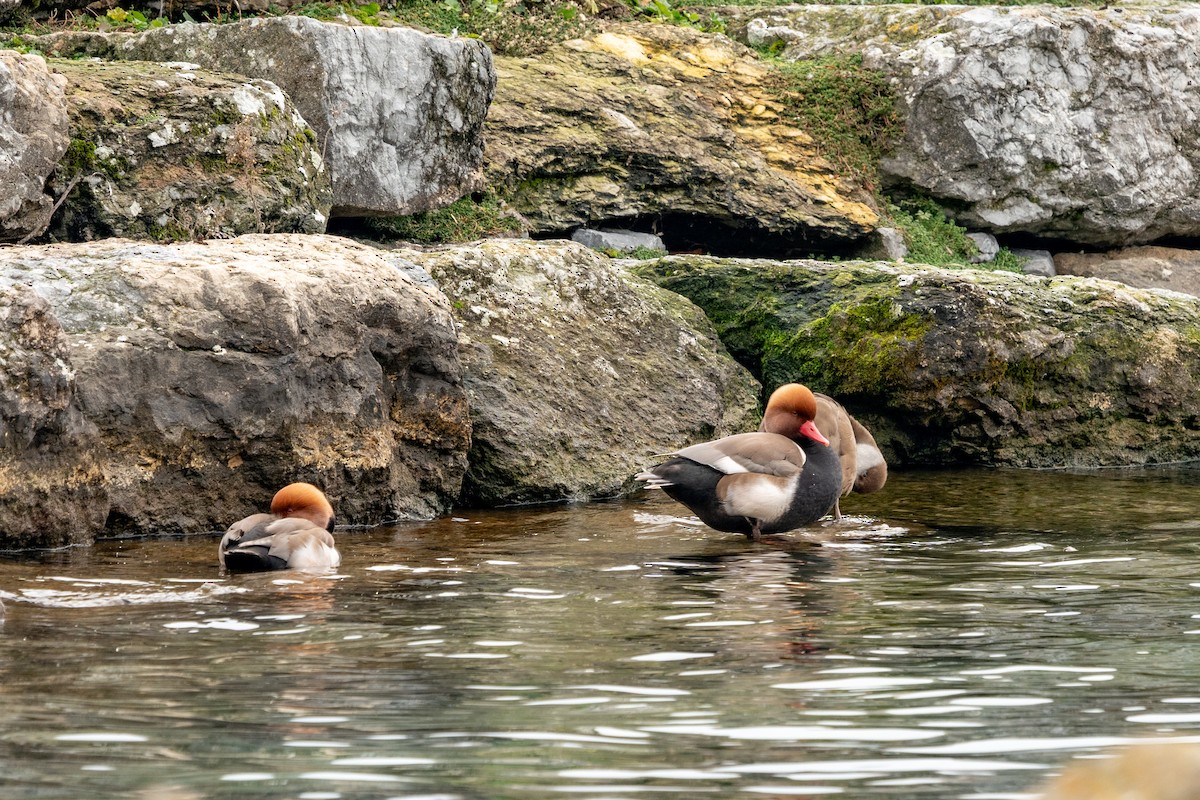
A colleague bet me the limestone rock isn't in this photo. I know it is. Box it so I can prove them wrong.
[1055,246,1200,297]
[1011,248,1056,278]
[637,255,1200,468]
[571,228,666,255]
[44,59,329,242]
[484,23,878,255]
[0,52,70,243]
[35,16,495,217]
[967,232,1000,264]
[723,5,1200,248]
[0,234,470,545]
[399,239,761,506]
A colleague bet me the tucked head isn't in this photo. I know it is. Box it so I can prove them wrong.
[270,482,335,532]
[762,383,830,446]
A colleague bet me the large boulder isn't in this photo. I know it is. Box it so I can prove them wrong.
[484,23,879,256]
[726,4,1200,248]
[398,239,761,505]
[0,51,70,243]
[35,16,496,218]
[637,256,1200,468]
[45,59,329,242]
[0,234,470,547]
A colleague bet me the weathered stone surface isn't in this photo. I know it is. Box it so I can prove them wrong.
[1055,246,1200,297]
[485,23,878,255]
[968,232,1000,264]
[637,255,1200,468]
[44,59,329,242]
[1012,248,1056,278]
[398,239,761,506]
[0,284,107,547]
[571,228,666,255]
[725,4,1200,248]
[0,52,69,243]
[0,234,469,545]
[35,16,495,217]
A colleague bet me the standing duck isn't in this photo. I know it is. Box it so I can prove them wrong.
[778,392,887,520]
[219,483,340,572]
[636,383,842,540]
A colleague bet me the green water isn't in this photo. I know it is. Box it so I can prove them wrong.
[4,467,1200,799]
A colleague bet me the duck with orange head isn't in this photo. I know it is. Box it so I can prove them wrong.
[219,482,340,572]
[776,391,887,520]
[637,383,842,540]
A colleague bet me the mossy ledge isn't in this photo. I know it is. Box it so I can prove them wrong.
[635,256,1200,468]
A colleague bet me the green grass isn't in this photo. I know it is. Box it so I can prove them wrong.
[887,197,1023,272]
[365,192,525,244]
[765,53,900,193]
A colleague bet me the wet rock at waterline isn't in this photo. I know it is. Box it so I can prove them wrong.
[34,15,495,218]
[726,4,1200,248]
[400,239,761,506]
[484,23,878,255]
[0,52,70,243]
[638,255,1200,468]
[0,234,469,547]
[0,285,108,546]
[44,59,330,242]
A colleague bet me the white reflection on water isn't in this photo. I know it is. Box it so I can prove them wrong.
[639,724,944,742]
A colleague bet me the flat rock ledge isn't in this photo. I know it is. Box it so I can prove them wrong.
[0,234,470,548]
[484,22,877,255]
[638,256,1200,468]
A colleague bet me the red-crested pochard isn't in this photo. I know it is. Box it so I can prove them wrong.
[219,483,340,572]
[636,383,842,540]
[777,392,887,519]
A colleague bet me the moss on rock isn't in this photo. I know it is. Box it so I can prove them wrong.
[637,256,1200,468]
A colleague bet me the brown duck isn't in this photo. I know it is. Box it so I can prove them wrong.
[219,483,340,572]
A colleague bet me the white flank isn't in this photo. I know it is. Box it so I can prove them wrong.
[289,541,341,571]
[723,476,797,523]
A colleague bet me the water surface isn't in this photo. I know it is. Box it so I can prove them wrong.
[4,467,1200,799]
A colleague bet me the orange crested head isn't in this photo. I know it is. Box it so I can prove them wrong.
[761,383,829,446]
[270,482,335,532]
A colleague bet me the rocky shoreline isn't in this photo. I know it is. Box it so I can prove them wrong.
[5,4,1200,546]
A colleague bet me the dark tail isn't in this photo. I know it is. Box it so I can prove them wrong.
[222,547,288,572]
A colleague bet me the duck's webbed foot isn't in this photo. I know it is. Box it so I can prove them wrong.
[746,519,763,541]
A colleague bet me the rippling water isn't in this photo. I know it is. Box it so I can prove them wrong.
[4,467,1200,799]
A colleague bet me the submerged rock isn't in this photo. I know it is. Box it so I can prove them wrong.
[399,239,761,506]
[35,16,495,218]
[725,4,1200,248]
[637,256,1200,468]
[0,234,469,546]
[484,23,878,255]
[0,52,69,243]
[45,59,329,242]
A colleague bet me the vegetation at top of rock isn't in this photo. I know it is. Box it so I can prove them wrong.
[685,0,1105,6]
[363,192,525,243]
[764,52,898,191]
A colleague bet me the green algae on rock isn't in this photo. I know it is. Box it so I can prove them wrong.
[637,256,1200,468]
